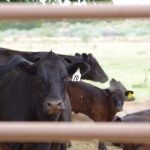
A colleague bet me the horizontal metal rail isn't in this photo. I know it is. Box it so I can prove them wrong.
[0,122,149,143]
[0,4,150,19]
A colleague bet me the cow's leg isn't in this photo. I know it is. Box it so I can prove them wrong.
[0,143,9,150]
[9,143,22,150]
[59,143,67,150]
[67,141,74,150]
[35,143,50,150]
[50,142,67,150]
[50,143,60,150]
[98,142,107,150]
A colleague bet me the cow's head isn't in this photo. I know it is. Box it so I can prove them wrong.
[16,51,90,116]
[75,53,108,83]
[110,78,135,101]
[105,89,134,112]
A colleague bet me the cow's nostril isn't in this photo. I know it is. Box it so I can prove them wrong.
[46,101,51,107]
[57,102,61,106]
[45,100,63,115]
[46,100,62,107]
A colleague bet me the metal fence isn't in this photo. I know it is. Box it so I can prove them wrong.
[0,4,150,19]
[0,3,149,144]
[0,122,149,143]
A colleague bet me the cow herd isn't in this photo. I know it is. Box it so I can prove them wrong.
[0,47,149,150]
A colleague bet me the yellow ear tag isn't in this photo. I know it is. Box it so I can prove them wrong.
[127,92,134,99]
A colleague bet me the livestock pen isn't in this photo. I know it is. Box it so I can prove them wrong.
[0,3,150,150]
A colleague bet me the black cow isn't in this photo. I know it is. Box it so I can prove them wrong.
[0,47,108,83]
[0,51,89,150]
[61,53,108,82]
[114,109,150,150]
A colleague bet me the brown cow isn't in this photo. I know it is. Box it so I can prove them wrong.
[114,109,150,150]
[67,79,133,150]
[67,80,133,122]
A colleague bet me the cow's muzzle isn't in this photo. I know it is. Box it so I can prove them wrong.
[45,100,65,115]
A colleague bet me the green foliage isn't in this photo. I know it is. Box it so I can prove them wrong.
[0,20,150,39]
[0,21,43,30]
[0,0,38,2]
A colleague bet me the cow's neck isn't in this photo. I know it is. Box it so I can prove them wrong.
[107,96,118,121]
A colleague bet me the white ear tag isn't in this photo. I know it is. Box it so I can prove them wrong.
[72,68,81,81]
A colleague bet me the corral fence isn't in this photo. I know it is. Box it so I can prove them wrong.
[0,122,150,144]
[0,3,150,144]
[0,4,150,19]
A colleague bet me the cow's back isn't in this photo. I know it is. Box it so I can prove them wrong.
[122,109,150,122]
[67,81,109,121]
[114,110,150,150]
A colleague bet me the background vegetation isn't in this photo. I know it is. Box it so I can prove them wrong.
[0,20,150,39]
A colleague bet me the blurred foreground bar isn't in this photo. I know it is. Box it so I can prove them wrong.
[0,4,150,19]
[0,122,149,143]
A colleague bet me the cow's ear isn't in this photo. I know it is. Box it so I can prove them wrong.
[16,61,36,74]
[75,53,81,56]
[125,90,134,97]
[88,53,94,60]
[82,53,88,61]
[67,62,90,77]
